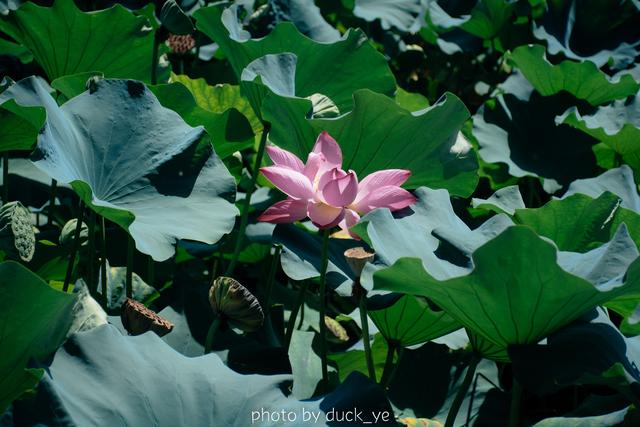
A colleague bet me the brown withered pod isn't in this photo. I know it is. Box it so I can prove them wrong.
[120,298,174,337]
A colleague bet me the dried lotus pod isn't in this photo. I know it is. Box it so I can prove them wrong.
[59,218,89,247]
[324,316,349,343]
[166,34,195,55]
[0,201,35,261]
[344,247,375,278]
[208,277,264,332]
[121,298,174,337]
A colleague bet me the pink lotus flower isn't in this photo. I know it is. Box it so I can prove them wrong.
[258,132,416,238]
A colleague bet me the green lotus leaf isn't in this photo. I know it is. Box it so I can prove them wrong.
[427,0,515,39]
[532,0,640,70]
[2,76,238,261]
[373,226,640,361]
[353,0,425,33]
[471,185,525,215]
[149,81,254,159]
[258,0,340,42]
[264,89,477,195]
[0,261,76,412]
[97,263,160,310]
[0,0,165,82]
[514,192,640,252]
[329,333,390,383]
[50,71,104,100]
[473,73,600,192]
[559,95,640,176]
[193,4,396,113]
[368,294,460,347]
[0,77,49,152]
[509,44,639,106]
[160,0,194,35]
[563,166,640,213]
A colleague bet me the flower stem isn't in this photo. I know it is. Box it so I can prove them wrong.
[147,256,155,287]
[509,377,523,427]
[445,354,481,427]
[2,152,8,203]
[225,122,271,276]
[285,280,307,349]
[48,179,57,226]
[151,31,160,85]
[379,340,398,388]
[318,228,331,388]
[125,235,134,299]
[62,202,85,293]
[204,316,223,354]
[100,216,108,309]
[263,245,281,316]
[87,209,96,296]
[358,290,376,381]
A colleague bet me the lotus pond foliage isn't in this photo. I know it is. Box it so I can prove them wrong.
[1,0,640,426]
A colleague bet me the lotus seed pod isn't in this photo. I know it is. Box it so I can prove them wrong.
[208,277,264,332]
[324,316,349,343]
[0,201,35,261]
[59,218,89,247]
[166,34,195,55]
[344,247,375,278]
[121,298,174,337]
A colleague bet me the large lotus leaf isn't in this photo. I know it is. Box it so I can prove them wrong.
[473,73,600,192]
[0,261,76,412]
[264,89,477,195]
[532,0,640,70]
[471,185,525,215]
[373,226,640,360]
[564,166,640,213]
[262,0,341,43]
[193,4,396,113]
[509,309,640,402]
[4,324,395,426]
[329,334,390,383]
[353,0,426,33]
[0,77,48,152]
[170,73,262,135]
[426,0,515,39]
[368,294,460,347]
[509,45,639,106]
[353,187,512,290]
[3,76,238,261]
[272,223,361,296]
[148,81,254,159]
[558,94,640,175]
[514,192,640,252]
[0,0,163,82]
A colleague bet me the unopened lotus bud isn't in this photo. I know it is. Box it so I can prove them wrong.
[121,298,174,337]
[344,247,375,278]
[324,316,349,343]
[208,277,264,332]
[166,34,195,55]
[59,219,89,247]
[0,201,35,261]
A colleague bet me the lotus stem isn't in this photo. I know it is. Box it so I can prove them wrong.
[87,209,96,296]
[445,354,481,427]
[147,256,155,287]
[318,228,331,388]
[2,152,8,203]
[151,31,160,85]
[100,216,108,308]
[380,340,398,388]
[62,202,85,292]
[509,377,523,427]
[48,179,57,226]
[285,280,307,349]
[126,235,134,299]
[204,316,223,354]
[358,290,376,381]
[225,122,271,276]
[263,245,281,315]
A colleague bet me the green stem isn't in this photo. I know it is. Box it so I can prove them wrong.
[2,152,8,203]
[62,203,85,292]
[87,209,96,296]
[358,291,376,381]
[126,235,134,299]
[445,355,481,427]
[48,179,57,226]
[318,228,331,388]
[225,123,271,276]
[100,216,108,309]
[151,31,160,85]
[204,316,223,354]
[509,377,523,427]
[379,340,397,388]
[147,256,155,287]
[263,245,281,316]
[285,280,307,349]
